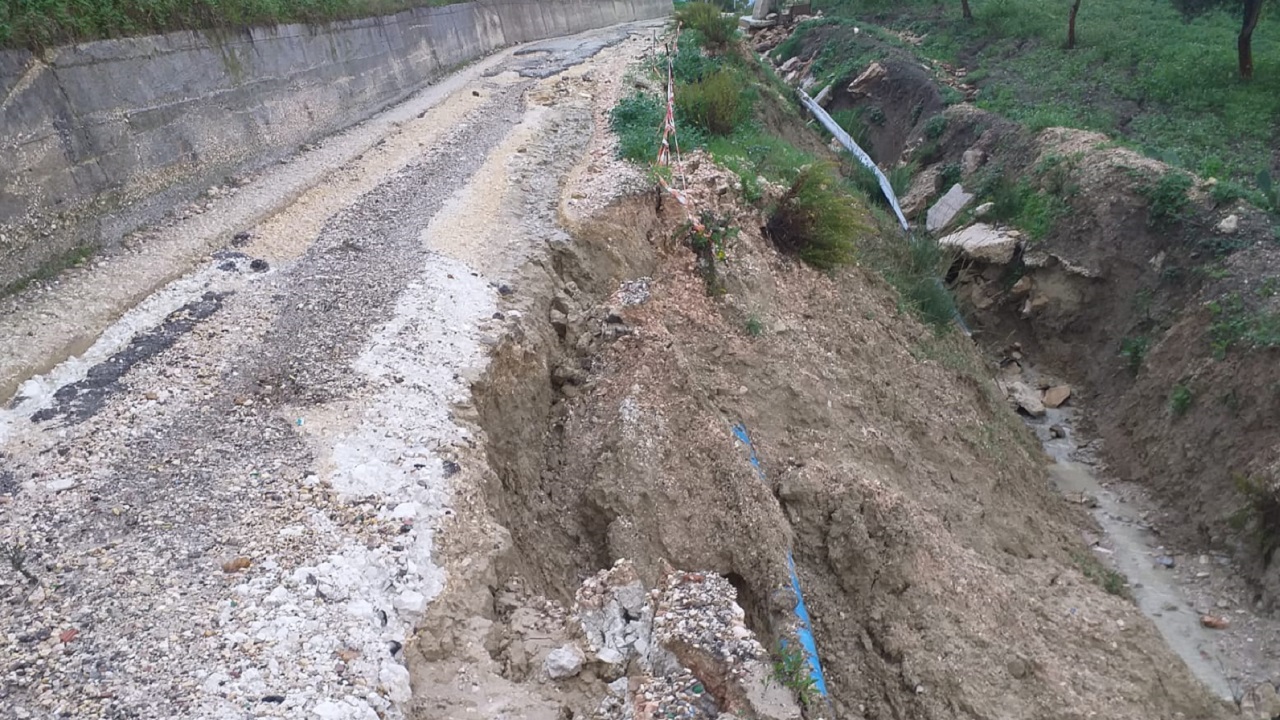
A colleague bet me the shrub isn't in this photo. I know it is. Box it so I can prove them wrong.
[1120,336,1148,374]
[610,91,664,162]
[1141,171,1194,227]
[1169,383,1193,416]
[923,113,949,140]
[766,163,866,269]
[875,232,959,332]
[676,69,748,136]
[675,2,737,49]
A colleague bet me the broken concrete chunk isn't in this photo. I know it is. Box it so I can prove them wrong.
[847,61,886,96]
[544,644,584,679]
[1043,385,1072,409]
[1215,214,1240,234]
[1004,380,1046,417]
[973,201,995,218]
[938,223,1020,265]
[961,148,987,177]
[926,184,975,233]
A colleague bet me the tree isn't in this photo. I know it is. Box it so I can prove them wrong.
[1240,0,1265,78]
[962,0,974,20]
[1172,0,1270,78]
[1068,0,1083,48]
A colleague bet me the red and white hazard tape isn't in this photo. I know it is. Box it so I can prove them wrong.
[654,27,705,235]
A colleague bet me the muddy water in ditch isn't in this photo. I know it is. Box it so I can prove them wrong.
[1021,374,1237,700]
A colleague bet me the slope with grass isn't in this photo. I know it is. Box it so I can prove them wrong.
[803,0,1280,202]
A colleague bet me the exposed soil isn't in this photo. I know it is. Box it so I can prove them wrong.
[793,24,1280,709]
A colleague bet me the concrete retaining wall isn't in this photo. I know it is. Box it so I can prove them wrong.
[0,0,670,291]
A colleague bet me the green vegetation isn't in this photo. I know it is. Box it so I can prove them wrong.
[676,69,749,136]
[1170,383,1194,416]
[973,173,1069,242]
[1230,473,1280,568]
[1072,550,1129,597]
[805,0,1280,193]
[1207,292,1280,358]
[674,1,737,50]
[767,163,865,269]
[1,244,95,298]
[688,210,738,296]
[1140,171,1195,226]
[614,22,959,331]
[771,640,819,708]
[610,92,665,164]
[867,232,959,332]
[745,314,765,336]
[0,0,464,49]
[1120,336,1149,374]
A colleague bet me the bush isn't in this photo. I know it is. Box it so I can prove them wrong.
[766,163,866,269]
[676,69,748,136]
[675,2,737,49]
[610,91,664,162]
[1141,171,1194,227]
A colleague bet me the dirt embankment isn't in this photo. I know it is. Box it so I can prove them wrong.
[409,138,1229,718]
[772,20,1280,695]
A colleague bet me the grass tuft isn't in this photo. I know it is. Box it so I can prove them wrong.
[674,2,737,50]
[766,163,866,269]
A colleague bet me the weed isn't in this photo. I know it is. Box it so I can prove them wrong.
[865,232,959,332]
[1140,171,1194,227]
[2,243,96,298]
[3,542,37,585]
[686,210,737,296]
[745,315,765,336]
[610,91,664,163]
[1072,550,1129,597]
[772,640,819,708]
[1169,383,1193,416]
[766,163,867,269]
[937,162,962,193]
[1207,293,1280,358]
[887,162,916,197]
[980,175,1067,241]
[675,2,737,50]
[866,106,886,126]
[1119,335,1148,374]
[676,69,750,136]
[923,113,948,140]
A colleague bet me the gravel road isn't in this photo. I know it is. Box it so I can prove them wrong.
[0,22,659,720]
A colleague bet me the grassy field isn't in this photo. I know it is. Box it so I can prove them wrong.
[0,0,462,50]
[813,0,1280,189]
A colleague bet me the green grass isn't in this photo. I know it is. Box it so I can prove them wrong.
[610,91,665,163]
[974,173,1069,242]
[1072,550,1129,597]
[676,68,750,136]
[810,0,1280,193]
[1140,171,1195,226]
[0,0,465,49]
[1,244,95,298]
[674,1,738,50]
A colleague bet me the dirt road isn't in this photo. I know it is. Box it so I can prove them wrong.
[0,22,658,719]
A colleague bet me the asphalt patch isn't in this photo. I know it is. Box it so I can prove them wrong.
[30,291,230,425]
